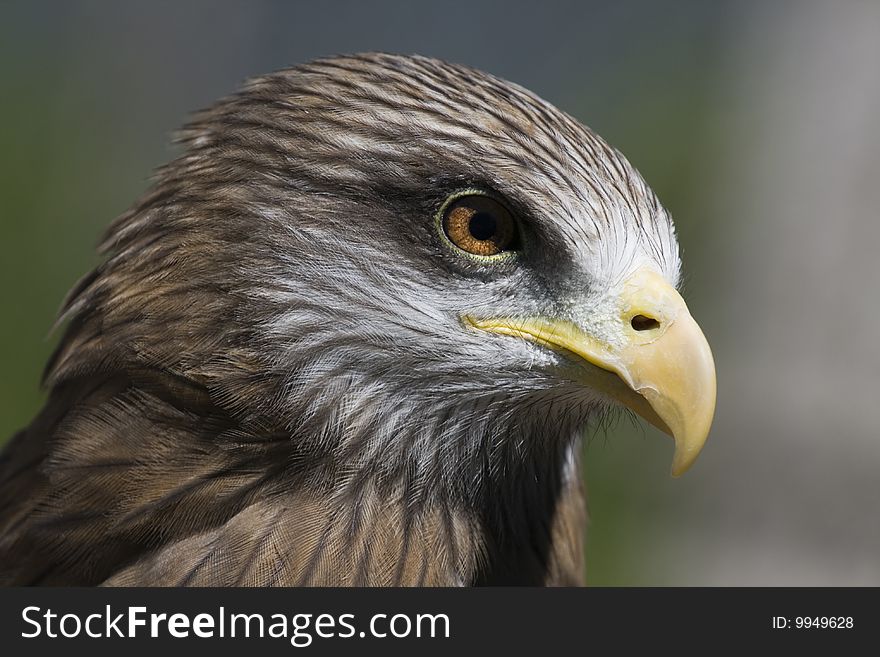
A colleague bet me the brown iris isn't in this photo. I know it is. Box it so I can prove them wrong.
[441,195,516,257]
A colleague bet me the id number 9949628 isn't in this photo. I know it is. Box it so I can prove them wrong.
[772,616,854,629]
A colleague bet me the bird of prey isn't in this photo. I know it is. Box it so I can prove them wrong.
[0,53,715,586]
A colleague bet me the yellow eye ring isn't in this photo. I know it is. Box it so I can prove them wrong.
[439,193,517,258]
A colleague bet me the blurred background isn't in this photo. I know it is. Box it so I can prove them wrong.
[1,0,878,585]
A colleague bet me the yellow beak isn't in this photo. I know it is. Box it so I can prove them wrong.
[465,268,716,476]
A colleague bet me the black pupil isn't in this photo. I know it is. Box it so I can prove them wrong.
[468,212,497,240]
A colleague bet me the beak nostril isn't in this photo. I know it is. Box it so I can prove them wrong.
[631,314,660,331]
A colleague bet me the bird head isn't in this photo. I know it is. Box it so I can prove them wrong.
[52,53,715,507]
[9,53,721,586]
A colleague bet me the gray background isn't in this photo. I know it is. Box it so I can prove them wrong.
[1,0,878,585]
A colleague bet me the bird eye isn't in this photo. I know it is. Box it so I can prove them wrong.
[441,195,517,257]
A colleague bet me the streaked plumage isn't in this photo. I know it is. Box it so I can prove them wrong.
[0,53,696,586]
